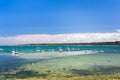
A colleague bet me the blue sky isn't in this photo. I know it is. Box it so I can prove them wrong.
[0,0,120,36]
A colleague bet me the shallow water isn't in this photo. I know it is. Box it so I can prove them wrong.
[0,45,120,79]
[0,45,120,53]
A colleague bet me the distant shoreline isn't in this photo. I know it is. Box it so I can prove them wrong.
[20,41,120,46]
[0,41,120,46]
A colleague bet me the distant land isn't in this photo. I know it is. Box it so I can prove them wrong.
[21,41,120,46]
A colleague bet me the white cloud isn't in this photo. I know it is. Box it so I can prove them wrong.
[116,29,120,33]
[0,30,120,45]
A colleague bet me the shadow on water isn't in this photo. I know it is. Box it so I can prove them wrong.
[0,54,49,79]
[4,70,48,79]
[1,54,120,79]
[71,66,120,76]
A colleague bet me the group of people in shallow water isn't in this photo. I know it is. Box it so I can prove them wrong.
[59,47,71,53]
[36,47,71,53]
[11,47,80,56]
[11,48,64,56]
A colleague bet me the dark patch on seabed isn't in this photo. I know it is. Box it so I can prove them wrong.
[1,70,48,79]
[71,66,120,76]
[0,55,49,79]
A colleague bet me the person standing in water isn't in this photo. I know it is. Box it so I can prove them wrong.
[67,47,70,52]
[59,48,62,53]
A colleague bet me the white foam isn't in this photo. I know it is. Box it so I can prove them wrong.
[18,50,98,59]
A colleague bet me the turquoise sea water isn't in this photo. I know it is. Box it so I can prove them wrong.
[0,45,120,65]
[0,45,120,79]
[0,45,120,53]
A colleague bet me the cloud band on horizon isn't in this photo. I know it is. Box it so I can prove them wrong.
[0,29,120,45]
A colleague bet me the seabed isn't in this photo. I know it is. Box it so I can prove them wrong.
[0,51,120,80]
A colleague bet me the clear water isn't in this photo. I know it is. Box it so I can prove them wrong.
[0,45,120,78]
[0,45,120,66]
[0,45,120,53]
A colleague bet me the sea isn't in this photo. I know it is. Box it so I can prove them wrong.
[0,45,120,62]
[0,45,120,79]
[0,45,120,53]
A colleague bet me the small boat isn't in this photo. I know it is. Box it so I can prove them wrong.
[15,51,19,56]
[12,50,19,56]
[12,50,15,56]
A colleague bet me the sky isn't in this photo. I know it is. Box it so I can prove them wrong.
[0,0,120,45]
